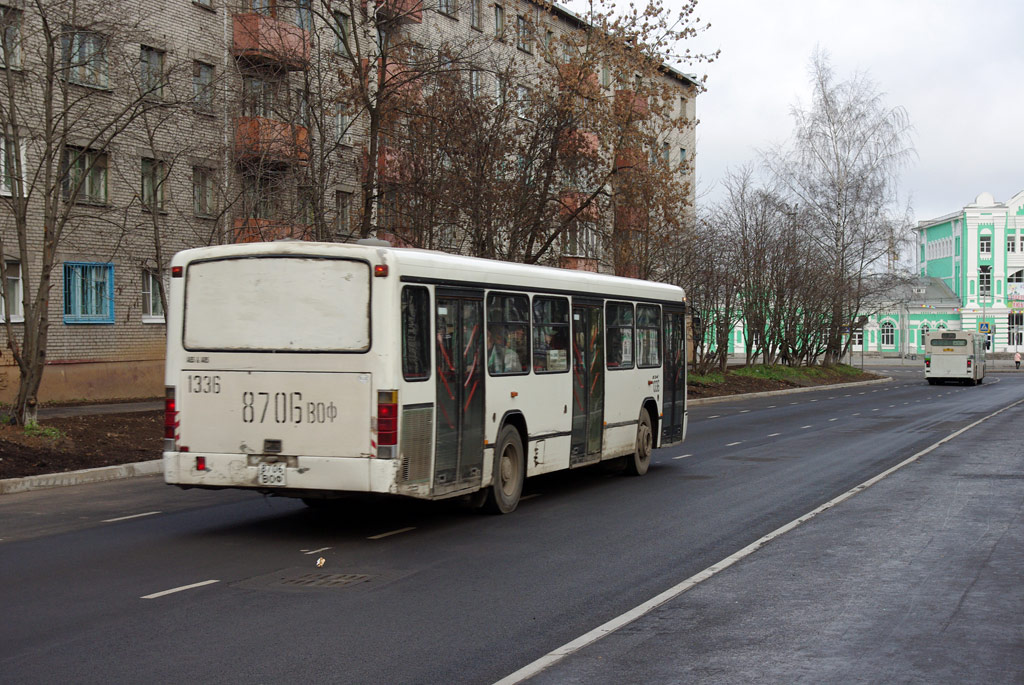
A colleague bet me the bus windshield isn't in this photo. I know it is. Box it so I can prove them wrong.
[183,256,370,352]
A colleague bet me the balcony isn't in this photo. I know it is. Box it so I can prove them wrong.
[614,89,649,119]
[361,0,423,23]
[232,218,311,243]
[560,256,599,272]
[559,128,600,160]
[559,190,600,222]
[232,13,310,70]
[234,116,309,165]
[613,146,646,172]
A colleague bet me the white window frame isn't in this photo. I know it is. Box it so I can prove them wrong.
[1009,235,1017,254]
[880,321,895,347]
[1,6,21,70]
[63,262,114,324]
[1,135,25,196]
[140,46,164,98]
[63,146,108,204]
[193,166,215,218]
[494,4,504,38]
[62,28,109,88]
[141,157,167,211]
[193,61,214,112]
[1,259,23,322]
[142,269,165,323]
[980,235,991,255]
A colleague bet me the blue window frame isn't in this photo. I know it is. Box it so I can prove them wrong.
[64,262,114,324]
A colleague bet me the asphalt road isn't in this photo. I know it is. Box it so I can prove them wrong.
[1,366,1020,684]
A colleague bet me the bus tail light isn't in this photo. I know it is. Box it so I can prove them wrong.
[924,357,930,368]
[164,387,178,451]
[377,390,398,458]
[967,359,973,369]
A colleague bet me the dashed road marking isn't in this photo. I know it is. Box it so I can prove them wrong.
[142,579,219,600]
[301,547,331,555]
[726,441,742,447]
[767,433,781,437]
[368,527,416,540]
[801,425,812,429]
[102,511,161,523]
[672,454,692,460]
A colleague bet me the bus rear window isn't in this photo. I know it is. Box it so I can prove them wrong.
[183,256,370,352]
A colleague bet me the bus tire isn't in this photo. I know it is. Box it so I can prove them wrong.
[485,425,524,514]
[927,379,936,385]
[625,410,653,476]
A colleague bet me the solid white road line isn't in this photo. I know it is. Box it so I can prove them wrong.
[141,579,219,600]
[492,395,1024,685]
[367,527,416,540]
[102,511,161,523]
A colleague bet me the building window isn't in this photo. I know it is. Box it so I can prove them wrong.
[606,301,634,369]
[979,266,992,297]
[1,260,22,322]
[980,235,991,255]
[919,323,929,347]
[1009,235,1017,253]
[296,0,312,31]
[63,262,114,324]
[470,0,482,29]
[250,0,274,16]
[679,148,687,164]
[661,142,670,164]
[0,134,24,196]
[139,46,164,97]
[193,62,214,112]
[194,0,213,7]
[468,69,481,98]
[336,190,353,239]
[61,29,108,88]
[334,12,351,55]
[335,105,351,145]
[0,6,21,69]
[881,321,895,347]
[600,65,610,88]
[438,0,456,17]
[141,157,167,211]
[62,147,107,204]
[563,223,598,258]
[542,29,553,61]
[493,4,504,38]
[516,15,531,53]
[1008,313,1023,347]
[242,76,277,118]
[515,84,530,119]
[851,330,863,347]
[193,166,215,217]
[142,269,164,321]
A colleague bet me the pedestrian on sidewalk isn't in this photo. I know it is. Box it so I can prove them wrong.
[1015,351,1021,370]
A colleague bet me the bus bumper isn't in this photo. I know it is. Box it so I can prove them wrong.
[163,452,400,495]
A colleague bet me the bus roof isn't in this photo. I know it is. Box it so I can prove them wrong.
[172,241,686,304]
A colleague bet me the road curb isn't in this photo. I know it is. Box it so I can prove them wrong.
[0,459,163,495]
[1,377,895,495]
[688,376,893,406]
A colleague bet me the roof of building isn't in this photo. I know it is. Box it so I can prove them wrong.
[863,275,960,310]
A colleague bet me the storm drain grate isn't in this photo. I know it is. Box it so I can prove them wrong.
[278,573,371,589]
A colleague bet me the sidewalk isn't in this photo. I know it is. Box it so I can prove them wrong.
[520,398,1024,683]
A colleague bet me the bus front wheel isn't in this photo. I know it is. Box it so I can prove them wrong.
[485,425,524,514]
[625,410,653,476]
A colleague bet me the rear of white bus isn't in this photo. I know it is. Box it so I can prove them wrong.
[162,243,401,499]
[924,332,977,384]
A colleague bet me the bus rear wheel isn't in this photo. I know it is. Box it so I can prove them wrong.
[485,425,524,514]
[625,410,653,476]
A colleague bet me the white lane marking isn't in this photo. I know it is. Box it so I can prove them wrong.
[141,579,219,600]
[872,408,880,412]
[801,425,812,429]
[521,493,542,501]
[739,410,750,414]
[852,413,861,416]
[367,526,416,540]
[828,418,838,422]
[672,454,692,460]
[767,433,781,437]
[789,402,799,405]
[859,392,866,395]
[726,441,742,447]
[810,399,818,402]
[493,395,1024,685]
[708,415,720,419]
[102,511,161,523]
[767,405,776,408]
[301,547,331,555]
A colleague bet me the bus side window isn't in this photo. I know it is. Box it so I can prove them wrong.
[606,301,635,370]
[533,296,569,373]
[487,292,530,375]
[637,304,662,368]
[402,286,431,381]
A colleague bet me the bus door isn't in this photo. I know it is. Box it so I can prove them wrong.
[434,289,485,493]
[570,300,604,465]
[661,306,686,446]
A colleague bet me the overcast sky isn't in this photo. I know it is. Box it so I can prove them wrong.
[676,0,1024,223]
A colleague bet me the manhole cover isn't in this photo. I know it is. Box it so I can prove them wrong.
[233,566,410,593]
[279,573,371,588]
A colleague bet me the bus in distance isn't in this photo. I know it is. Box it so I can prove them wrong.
[162,241,687,513]
[924,330,986,385]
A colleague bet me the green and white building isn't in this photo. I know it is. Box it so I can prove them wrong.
[916,189,1024,354]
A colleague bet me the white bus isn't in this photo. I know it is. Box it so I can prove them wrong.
[924,330,986,385]
[162,241,687,513]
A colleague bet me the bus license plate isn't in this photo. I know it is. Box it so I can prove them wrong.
[258,462,287,487]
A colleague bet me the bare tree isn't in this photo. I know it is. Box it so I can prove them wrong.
[764,49,914,364]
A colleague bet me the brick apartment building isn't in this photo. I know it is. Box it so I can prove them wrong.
[0,0,697,404]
